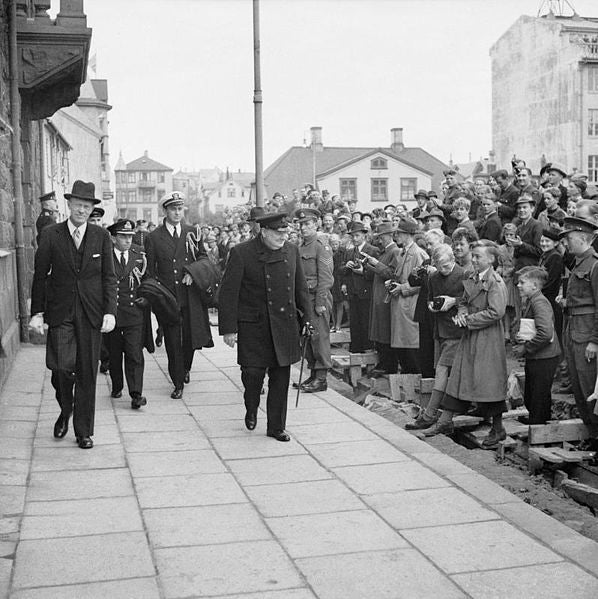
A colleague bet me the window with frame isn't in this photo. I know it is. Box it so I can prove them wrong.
[126,208,137,221]
[159,173,165,183]
[118,207,127,219]
[589,66,598,93]
[140,172,149,181]
[371,178,388,202]
[589,155,598,183]
[127,172,135,183]
[127,191,137,203]
[400,178,417,201]
[340,178,357,201]
[143,208,153,222]
[227,186,236,198]
[589,110,598,136]
[371,157,388,170]
[142,189,153,201]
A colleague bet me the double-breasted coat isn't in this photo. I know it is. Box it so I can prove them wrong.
[446,268,508,403]
[367,242,401,344]
[389,242,428,348]
[218,236,313,368]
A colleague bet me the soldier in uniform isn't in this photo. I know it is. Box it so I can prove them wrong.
[88,207,105,227]
[560,216,598,450]
[133,219,150,247]
[36,191,59,244]
[218,211,313,442]
[294,208,334,393]
[105,219,148,410]
[145,191,205,398]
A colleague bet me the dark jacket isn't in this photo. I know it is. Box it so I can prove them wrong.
[518,290,560,360]
[476,212,502,243]
[113,245,145,327]
[137,278,180,326]
[428,263,468,339]
[539,248,563,302]
[514,217,543,269]
[218,236,313,368]
[31,221,117,328]
[498,183,520,222]
[567,248,598,344]
[340,242,377,299]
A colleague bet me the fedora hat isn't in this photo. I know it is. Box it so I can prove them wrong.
[396,218,418,235]
[373,221,396,237]
[64,180,100,204]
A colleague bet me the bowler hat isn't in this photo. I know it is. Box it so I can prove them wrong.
[64,180,100,204]
[373,222,396,237]
[248,206,266,222]
[39,191,56,203]
[559,216,598,238]
[160,191,186,210]
[293,207,320,223]
[348,221,368,234]
[395,218,418,235]
[256,210,291,230]
[107,219,135,236]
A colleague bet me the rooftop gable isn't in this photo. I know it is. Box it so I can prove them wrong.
[125,154,172,172]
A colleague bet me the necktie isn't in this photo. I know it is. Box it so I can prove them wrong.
[120,252,126,269]
[72,227,81,249]
[173,226,179,241]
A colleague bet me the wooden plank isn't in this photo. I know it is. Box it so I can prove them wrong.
[551,448,596,463]
[349,351,377,366]
[561,479,598,510]
[419,378,435,395]
[528,419,591,445]
[498,437,518,459]
[528,447,565,465]
[349,365,361,388]
[453,415,484,429]
[330,330,351,345]
[388,373,420,403]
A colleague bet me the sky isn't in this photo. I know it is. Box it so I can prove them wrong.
[54,0,598,174]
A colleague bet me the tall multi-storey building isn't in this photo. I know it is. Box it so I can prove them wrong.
[114,151,173,224]
[491,9,598,180]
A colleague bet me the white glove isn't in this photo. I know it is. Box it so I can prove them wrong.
[28,313,46,335]
[101,314,116,333]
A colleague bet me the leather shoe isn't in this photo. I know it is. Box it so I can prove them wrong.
[267,430,291,442]
[111,389,122,399]
[76,436,93,449]
[245,410,257,430]
[422,421,454,437]
[405,415,436,430]
[482,427,507,449]
[301,380,327,393]
[53,414,69,439]
[131,395,147,410]
[184,371,190,384]
[170,387,183,399]
[292,376,313,389]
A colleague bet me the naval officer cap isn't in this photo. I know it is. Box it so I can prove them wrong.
[107,219,136,236]
[293,207,321,223]
[559,216,598,239]
[89,207,105,219]
[256,210,291,231]
[39,191,56,203]
[160,191,186,210]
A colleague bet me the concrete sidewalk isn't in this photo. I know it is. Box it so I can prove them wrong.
[1,338,598,598]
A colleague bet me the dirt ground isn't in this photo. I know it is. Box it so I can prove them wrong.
[327,374,598,544]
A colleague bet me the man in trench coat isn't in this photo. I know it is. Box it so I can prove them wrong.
[218,211,313,442]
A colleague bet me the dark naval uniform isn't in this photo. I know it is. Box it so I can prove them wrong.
[565,244,598,438]
[218,224,313,436]
[36,208,57,244]
[105,243,147,406]
[299,229,334,387]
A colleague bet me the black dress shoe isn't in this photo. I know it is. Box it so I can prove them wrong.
[111,390,122,399]
[301,380,327,393]
[245,410,257,430]
[131,395,147,410]
[267,430,291,442]
[53,414,69,439]
[292,376,313,389]
[170,387,183,399]
[184,371,190,384]
[76,436,93,449]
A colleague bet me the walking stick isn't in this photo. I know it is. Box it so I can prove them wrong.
[295,324,312,408]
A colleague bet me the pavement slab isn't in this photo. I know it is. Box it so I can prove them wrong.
[3,342,598,598]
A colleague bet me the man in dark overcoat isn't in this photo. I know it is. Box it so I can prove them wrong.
[145,191,210,398]
[218,211,313,442]
[35,191,58,244]
[29,180,117,449]
[105,219,149,410]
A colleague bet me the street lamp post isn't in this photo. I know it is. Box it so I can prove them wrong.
[253,0,265,207]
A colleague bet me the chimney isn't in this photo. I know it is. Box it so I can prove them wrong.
[143,150,148,158]
[390,128,404,153]
[310,126,323,152]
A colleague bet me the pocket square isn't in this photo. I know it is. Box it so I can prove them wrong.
[92,254,101,258]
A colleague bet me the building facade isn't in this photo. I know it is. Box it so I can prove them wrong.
[204,170,254,218]
[264,127,449,210]
[491,12,598,179]
[114,151,173,224]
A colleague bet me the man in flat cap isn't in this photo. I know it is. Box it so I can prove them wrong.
[29,180,117,449]
[219,211,313,441]
[105,219,149,410]
[294,208,334,392]
[560,217,598,451]
[36,191,59,244]
[145,191,209,398]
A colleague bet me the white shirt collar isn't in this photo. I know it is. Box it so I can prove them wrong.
[165,221,180,236]
[114,248,129,261]
[477,267,490,280]
[67,220,87,237]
